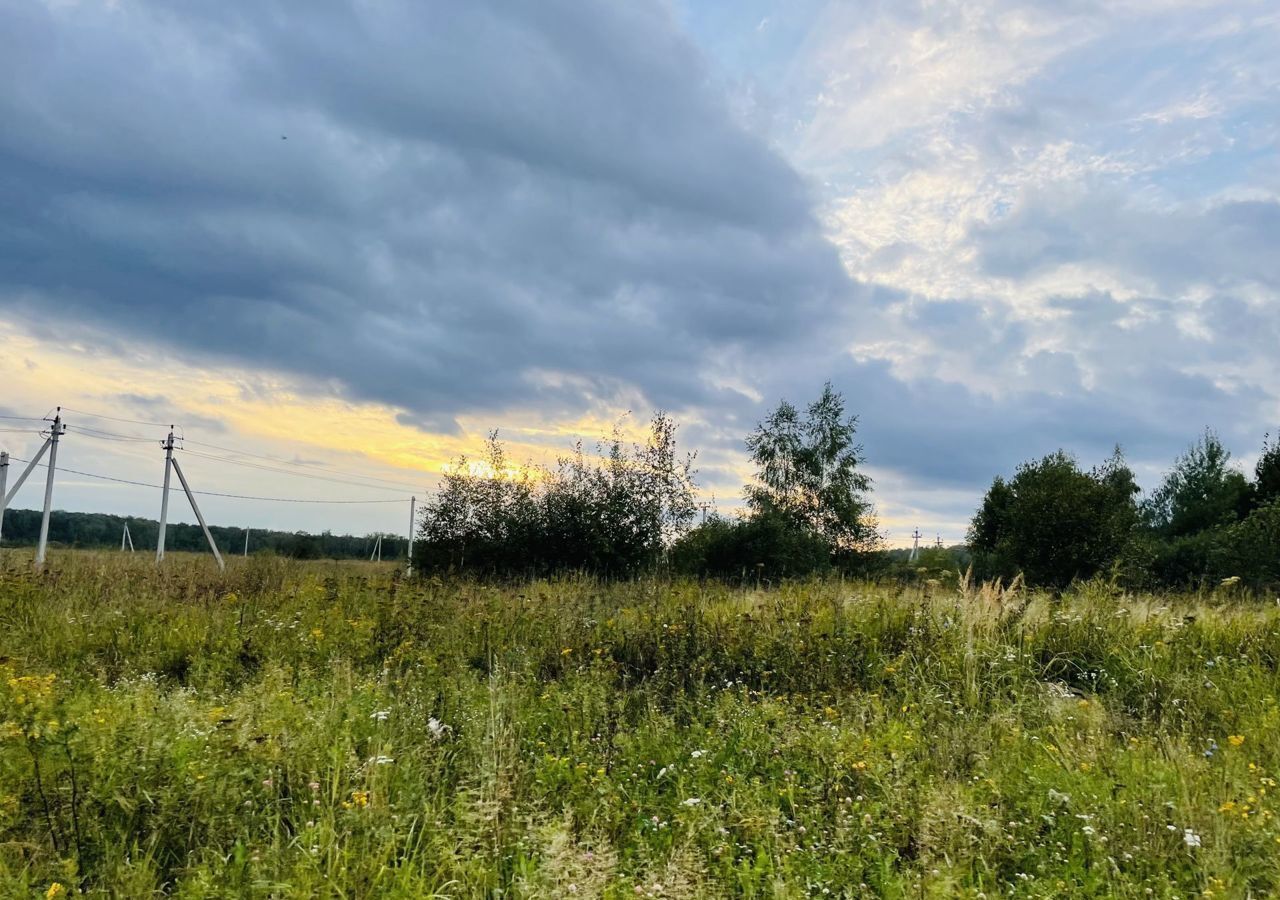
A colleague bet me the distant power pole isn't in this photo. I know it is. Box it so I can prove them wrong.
[156,430,174,562]
[908,527,922,563]
[155,428,225,571]
[406,496,416,576]
[243,528,250,557]
[35,410,66,568]
[0,452,8,545]
[121,521,135,552]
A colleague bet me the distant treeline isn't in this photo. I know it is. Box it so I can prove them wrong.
[414,382,1279,591]
[0,508,405,560]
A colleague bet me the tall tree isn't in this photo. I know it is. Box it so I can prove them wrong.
[745,382,879,552]
[969,448,1140,589]
[1142,429,1252,537]
[1255,433,1280,508]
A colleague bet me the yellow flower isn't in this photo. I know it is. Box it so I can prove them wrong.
[350,790,370,808]
[46,884,65,900]
[310,628,325,640]
[1228,735,1245,747]
[560,648,574,656]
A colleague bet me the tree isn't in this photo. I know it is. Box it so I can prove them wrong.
[1142,429,1252,537]
[969,448,1139,589]
[744,382,879,553]
[1255,433,1280,508]
[416,412,698,577]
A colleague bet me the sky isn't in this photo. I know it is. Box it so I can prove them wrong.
[1,0,1277,546]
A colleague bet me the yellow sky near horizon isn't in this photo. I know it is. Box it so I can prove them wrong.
[2,321,929,544]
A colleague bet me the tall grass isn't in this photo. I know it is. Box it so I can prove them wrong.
[0,550,1277,897]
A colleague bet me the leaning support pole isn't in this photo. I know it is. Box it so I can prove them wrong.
[35,412,65,569]
[156,430,174,563]
[3,439,51,510]
[169,455,225,572]
[406,496,416,576]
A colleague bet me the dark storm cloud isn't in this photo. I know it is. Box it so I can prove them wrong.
[0,0,853,418]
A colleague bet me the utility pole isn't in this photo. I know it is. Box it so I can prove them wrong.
[121,521,135,552]
[243,528,250,557]
[34,410,65,568]
[370,534,382,562]
[935,533,944,549]
[0,452,8,546]
[406,496,415,576]
[156,429,175,563]
[908,527,921,563]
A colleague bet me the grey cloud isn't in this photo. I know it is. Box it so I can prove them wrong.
[0,0,853,421]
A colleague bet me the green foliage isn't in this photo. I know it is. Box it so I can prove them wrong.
[2,552,1280,896]
[1143,429,1253,537]
[745,382,880,553]
[418,413,697,577]
[1255,433,1280,508]
[0,508,403,560]
[670,510,835,581]
[969,448,1139,589]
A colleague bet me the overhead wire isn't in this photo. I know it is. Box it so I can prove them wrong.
[58,406,179,429]
[2,456,408,504]
[178,447,419,494]
[179,437,424,492]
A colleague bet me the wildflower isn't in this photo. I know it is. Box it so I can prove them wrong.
[350,790,370,808]
[310,628,324,640]
[309,781,321,792]
[561,647,574,656]
[690,749,706,759]
[1183,828,1202,848]
[681,797,701,806]
[46,885,65,900]
[371,755,395,766]
[370,709,390,721]
[1228,735,1245,747]
[427,717,451,739]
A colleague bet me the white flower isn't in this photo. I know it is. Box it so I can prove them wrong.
[1183,829,1202,848]
[427,717,452,739]
[370,709,390,721]
[690,750,706,759]
[681,797,701,807]
[371,755,395,765]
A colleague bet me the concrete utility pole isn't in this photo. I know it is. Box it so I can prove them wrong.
[370,534,382,562]
[35,410,66,568]
[0,452,8,545]
[121,522,135,552]
[908,527,922,563]
[156,429,175,563]
[243,528,250,557]
[406,496,415,576]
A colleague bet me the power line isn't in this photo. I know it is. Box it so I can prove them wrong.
[4,456,408,505]
[180,437,424,492]
[178,447,418,494]
[58,406,178,429]
[0,414,47,422]
[70,425,160,444]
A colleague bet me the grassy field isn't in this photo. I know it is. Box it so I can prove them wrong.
[0,552,1277,897]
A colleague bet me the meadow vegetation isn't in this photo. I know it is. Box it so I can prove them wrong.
[1,551,1278,897]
